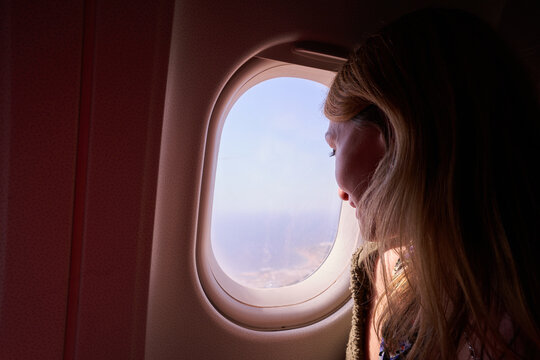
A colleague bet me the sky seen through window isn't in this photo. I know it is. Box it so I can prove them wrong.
[211,77,342,288]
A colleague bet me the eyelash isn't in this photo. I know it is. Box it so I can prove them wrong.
[329,149,336,157]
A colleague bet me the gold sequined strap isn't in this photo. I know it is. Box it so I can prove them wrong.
[346,242,379,360]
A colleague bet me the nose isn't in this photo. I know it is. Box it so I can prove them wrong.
[338,188,349,201]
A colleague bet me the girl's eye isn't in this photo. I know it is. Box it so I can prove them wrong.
[329,149,336,157]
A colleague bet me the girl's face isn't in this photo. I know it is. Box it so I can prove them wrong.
[325,118,386,215]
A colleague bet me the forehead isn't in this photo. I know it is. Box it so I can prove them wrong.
[326,120,355,139]
[326,104,376,135]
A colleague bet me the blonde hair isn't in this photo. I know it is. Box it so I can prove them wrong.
[325,8,540,359]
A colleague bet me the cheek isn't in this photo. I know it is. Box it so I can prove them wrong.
[334,159,347,191]
[334,153,359,194]
[335,133,386,198]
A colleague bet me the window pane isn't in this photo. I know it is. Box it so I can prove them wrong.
[211,77,341,288]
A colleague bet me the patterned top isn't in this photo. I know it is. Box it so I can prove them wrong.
[379,338,412,360]
[378,258,413,360]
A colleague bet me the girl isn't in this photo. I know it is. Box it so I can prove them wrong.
[324,8,540,359]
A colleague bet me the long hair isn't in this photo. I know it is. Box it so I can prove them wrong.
[325,8,540,359]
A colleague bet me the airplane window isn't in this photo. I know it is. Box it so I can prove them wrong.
[211,77,342,289]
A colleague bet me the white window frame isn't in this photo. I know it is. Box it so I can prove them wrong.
[197,57,359,330]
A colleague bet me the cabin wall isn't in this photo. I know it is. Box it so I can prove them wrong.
[0,1,83,358]
[0,0,173,359]
[69,1,173,359]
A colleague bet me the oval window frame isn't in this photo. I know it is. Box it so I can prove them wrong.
[197,57,359,330]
